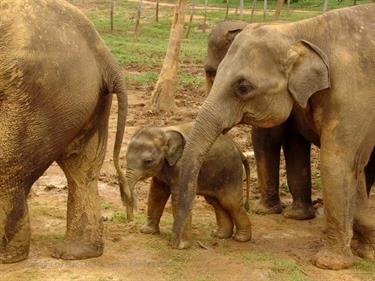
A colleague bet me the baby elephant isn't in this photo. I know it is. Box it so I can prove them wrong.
[125,123,252,242]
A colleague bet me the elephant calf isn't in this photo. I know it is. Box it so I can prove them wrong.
[125,123,252,242]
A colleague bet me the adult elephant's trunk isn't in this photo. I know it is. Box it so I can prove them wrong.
[172,99,228,248]
[123,169,143,221]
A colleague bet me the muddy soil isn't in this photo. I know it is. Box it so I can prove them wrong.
[2,74,375,281]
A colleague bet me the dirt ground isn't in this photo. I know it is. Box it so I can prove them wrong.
[2,72,375,281]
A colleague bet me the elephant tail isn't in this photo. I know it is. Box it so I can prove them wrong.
[111,71,134,220]
[240,151,251,212]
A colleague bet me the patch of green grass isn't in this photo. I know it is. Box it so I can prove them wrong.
[32,207,65,220]
[111,211,128,223]
[312,177,321,190]
[179,73,205,88]
[101,202,114,210]
[243,251,275,262]
[126,71,159,85]
[353,259,375,273]
[243,252,309,281]
[32,233,64,243]
[134,212,148,225]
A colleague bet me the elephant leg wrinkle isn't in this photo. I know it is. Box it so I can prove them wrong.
[0,186,30,264]
[52,98,111,260]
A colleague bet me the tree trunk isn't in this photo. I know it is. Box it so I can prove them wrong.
[274,0,284,18]
[155,0,159,22]
[225,0,229,19]
[239,0,244,19]
[110,0,115,33]
[287,0,290,15]
[203,0,208,32]
[263,0,267,21]
[134,0,142,38]
[322,0,329,13]
[352,0,357,5]
[186,1,195,38]
[150,0,186,112]
[250,0,257,22]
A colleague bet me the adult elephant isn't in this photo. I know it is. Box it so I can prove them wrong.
[173,4,375,270]
[0,0,129,263]
[205,20,317,219]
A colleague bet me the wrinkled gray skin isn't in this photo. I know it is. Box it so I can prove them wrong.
[174,4,375,270]
[0,0,129,263]
[205,20,316,220]
[125,123,251,243]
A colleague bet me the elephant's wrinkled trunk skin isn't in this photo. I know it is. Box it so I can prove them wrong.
[172,100,227,248]
[124,169,142,221]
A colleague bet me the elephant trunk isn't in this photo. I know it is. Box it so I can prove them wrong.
[172,100,227,248]
[123,169,142,221]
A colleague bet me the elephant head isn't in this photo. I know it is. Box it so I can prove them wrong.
[125,127,184,219]
[172,24,330,248]
[205,20,248,93]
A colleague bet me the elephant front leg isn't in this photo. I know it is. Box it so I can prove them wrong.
[53,126,108,260]
[283,134,315,220]
[140,178,170,234]
[0,186,30,263]
[313,141,357,269]
[251,126,284,215]
[171,188,192,249]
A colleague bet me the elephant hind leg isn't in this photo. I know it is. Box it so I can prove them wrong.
[282,134,315,220]
[219,196,251,242]
[52,98,111,260]
[204,196,233,239]
[0,186,30,263]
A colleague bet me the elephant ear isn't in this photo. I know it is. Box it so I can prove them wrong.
[165,131,185,166]
[226,28,243,43]
[286,40,330,108]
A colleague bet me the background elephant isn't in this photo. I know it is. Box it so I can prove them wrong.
[173,4,375,270]
[205,20,318,220]
[125,123,251,242]
[0,0,128,263]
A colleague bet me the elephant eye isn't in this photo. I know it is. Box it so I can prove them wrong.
[143,158,154,167]
[235,79,253,98]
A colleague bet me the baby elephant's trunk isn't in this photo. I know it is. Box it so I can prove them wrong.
[123,169,142,221]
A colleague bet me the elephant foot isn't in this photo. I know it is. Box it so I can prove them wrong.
[211,228,233,239]
[355,241,375,260]
[234,230,252,242]
[52,240,103,260]
[0,246,29,264]
[253,200,282,215]
[140,224,160,235]
[171,235,192,249]
[282,203,315,220]
[312,247,353,270]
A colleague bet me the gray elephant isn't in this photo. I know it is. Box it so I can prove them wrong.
[205,20,317,220]
[124,123,251,242]
[173,4,375,270]
[0,0,129,263]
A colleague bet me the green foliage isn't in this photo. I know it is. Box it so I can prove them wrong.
[101,202,113,210]
[243,252,310,281]
[32,233,64,242]
[111,211,128,223]
[353,259,375,273]
[80,0,372,91]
